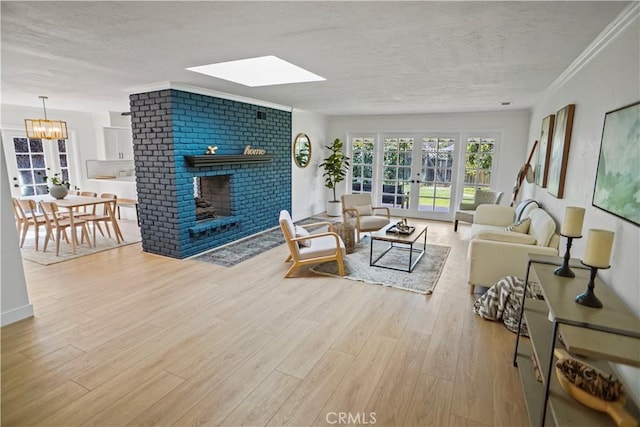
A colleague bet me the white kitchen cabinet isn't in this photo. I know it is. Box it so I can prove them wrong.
[104,127,134,160]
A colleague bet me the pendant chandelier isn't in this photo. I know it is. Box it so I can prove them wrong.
[24,96,68,140]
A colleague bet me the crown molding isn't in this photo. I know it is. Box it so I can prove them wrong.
[126,81,292,112]
[545,2,639,95]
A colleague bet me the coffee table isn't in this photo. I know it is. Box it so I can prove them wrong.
[369,223,427,273]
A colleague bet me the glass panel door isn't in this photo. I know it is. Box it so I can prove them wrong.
[2,130,74,198]
[417,137,456,217]
[13,137,49,196]
[381,137,412,210]
[349,133,460,220]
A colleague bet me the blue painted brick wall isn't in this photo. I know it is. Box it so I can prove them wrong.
[130,89,292,259]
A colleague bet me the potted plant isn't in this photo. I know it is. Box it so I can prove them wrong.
[39,172,72,199]
[319,138,350,217]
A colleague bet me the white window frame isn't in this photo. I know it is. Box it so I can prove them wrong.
[457,132,501,206]
[1,127,81,198]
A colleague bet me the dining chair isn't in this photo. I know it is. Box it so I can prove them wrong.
[16,199,48,251]
[12,198,25,237]
[81,193,122,245]
[72,191,99,216]
[39,201,92,256]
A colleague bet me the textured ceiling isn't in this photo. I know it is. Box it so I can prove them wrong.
[0,1,630,116]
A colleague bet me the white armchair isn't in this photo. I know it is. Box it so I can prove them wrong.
[341,193,391,241]
[279,210,345,278]
[454,190,503,231]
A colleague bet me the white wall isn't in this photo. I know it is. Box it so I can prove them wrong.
[327,110,531,205]
[521,5,639,313]
[520,6,639,399]
[0,104,106,326]
[1,147,33,326]
[291,109,330,221]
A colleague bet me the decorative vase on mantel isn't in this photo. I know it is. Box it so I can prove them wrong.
[49,184,68,199]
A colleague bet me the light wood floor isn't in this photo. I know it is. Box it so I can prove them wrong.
[2,218,529,426]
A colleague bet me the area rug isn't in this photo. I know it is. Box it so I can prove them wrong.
[310,237,450,294]
[20,235,141,266]
[192,217,336,267]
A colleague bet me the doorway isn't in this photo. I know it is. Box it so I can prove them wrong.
[349,134,459,220]
[2,129,79,198]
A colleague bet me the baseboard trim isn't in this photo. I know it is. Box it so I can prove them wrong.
[1,304,34,327]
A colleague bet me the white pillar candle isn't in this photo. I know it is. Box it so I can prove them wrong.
[561,206,585,237]
[582,229,615,268]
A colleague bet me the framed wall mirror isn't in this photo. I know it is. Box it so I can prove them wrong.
[293,133,312,168]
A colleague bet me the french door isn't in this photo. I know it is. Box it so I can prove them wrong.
[2,128,78,198]
[350,134,459,220]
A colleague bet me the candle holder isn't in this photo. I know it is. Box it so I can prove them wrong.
[554,234,581,277]
[575,262,608,309]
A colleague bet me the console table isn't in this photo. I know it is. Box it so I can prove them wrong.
[513,254,640,426]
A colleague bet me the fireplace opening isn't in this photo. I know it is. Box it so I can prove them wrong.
[194,175,232,221]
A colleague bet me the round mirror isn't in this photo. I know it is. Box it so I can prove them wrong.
[293,133,312,168]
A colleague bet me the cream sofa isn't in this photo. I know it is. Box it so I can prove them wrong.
[467,202,560,293]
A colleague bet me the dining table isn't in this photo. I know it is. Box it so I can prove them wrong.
[22,195,123,255]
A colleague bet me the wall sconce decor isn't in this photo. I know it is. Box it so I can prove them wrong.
[576,229,615,309]
[554,206,585,277]
[24,96,68,140]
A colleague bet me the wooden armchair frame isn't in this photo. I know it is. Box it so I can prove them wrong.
[341,194,391,242]
[279,211,345,278]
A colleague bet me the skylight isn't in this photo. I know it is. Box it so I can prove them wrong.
[186,55,326,87]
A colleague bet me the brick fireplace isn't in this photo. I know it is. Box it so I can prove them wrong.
[195,175,231,220]
[129,89,291,259]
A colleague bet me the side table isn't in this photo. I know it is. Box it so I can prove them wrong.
[333,222,356,254]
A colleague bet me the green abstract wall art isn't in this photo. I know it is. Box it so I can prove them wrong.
[592,101,640,226]
[547,104,575,199]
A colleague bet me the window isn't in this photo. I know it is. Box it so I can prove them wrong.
[11,136,73,196]
[346,131,498,219]
[382,137,412,208]
[57,139,71,184]
[350,136,375,194]
[463,137,496,202]
[348,133,459,218]
[14,137,49,196]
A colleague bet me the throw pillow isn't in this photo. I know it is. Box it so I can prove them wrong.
[505,217,530,234]
[295,226,311,248]
[528,208,556,247]
[354,204,373,216]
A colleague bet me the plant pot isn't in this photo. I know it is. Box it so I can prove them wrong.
[327,200,342,217]
[49,184,68,199]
